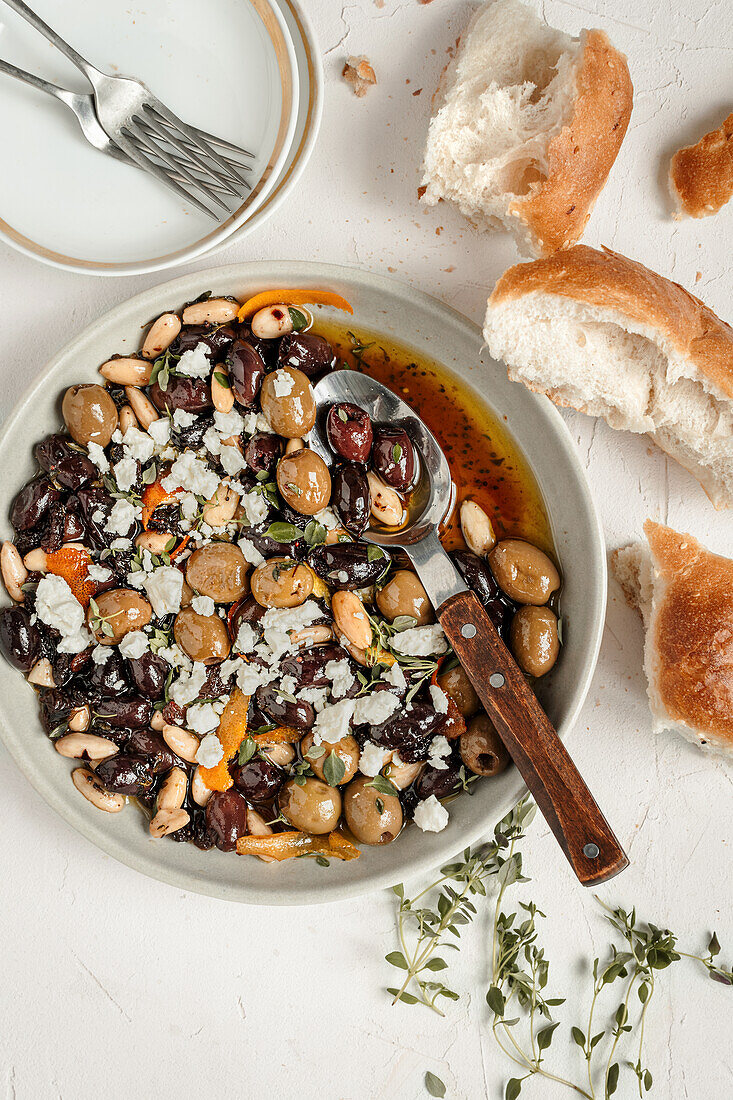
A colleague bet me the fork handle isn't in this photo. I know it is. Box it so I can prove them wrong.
[0,0,101,82]
[438,591,629,886]
[0,56,70,101]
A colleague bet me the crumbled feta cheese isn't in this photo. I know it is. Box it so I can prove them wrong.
[87,441,109,473]
[298,685,329,712]
[118,630,149,660]
[163,450,220,499]
[241,490,270,526]
[169,664,208,706]
[180,492,199,520]
[428,734,451,770]
[271,369,295,397]
[413,795,449,833]
[104,498,136,536]
[191,595,215,617]
[156,644,192,669]
[143,566,183,618]
[279,674,297,697]
[337,570,348,583]
[429,684,449,714]
[238,537,265,567]
[383,663,407,691]
[235,622,258,654]
[147,417,171,447]
[261,601,321,659]
[242,411,274,435]
[121,425,155,463]
[202,426,222,455]
[176,342,211,378]
[219,444,246,476]
[92,508,105,524]
[196,733,224,768]
[35,575,92,654]
[186,701,221,735]
[312,697,356,745]
[324,658,356,700]
[218,656,245,681]
[110,537,132,550]
[236,661,276,695]
[173,408,196,428]
[114,456,137,493]
[391,624,448,657]
[214,409,244,437]
[126,570,146,590]
[87,563,112,583]
[91,644,112,666]
[314,506,339,531]
[353,690,400,727]
[358,740,391,777]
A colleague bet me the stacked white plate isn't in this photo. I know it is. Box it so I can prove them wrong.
[0,0,322,275]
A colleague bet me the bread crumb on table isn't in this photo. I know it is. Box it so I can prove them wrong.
[342,56,377,98]
[669,112,733,219]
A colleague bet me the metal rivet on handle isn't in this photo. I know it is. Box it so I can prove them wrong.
[489,673,505,689]
[583,843,600,859]
[461,623,476,638]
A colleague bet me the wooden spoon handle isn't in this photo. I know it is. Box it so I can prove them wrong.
[439,591,628,886]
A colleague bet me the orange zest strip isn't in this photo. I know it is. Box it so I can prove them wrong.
[237,289,354,323]
[199,689,251,792]
[252,726,300,745]
[44,546,96,608]
[236,830,361,862]
[169,535,190,560]
[141,471,180,529]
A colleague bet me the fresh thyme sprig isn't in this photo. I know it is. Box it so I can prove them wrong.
[386,799,733,1100]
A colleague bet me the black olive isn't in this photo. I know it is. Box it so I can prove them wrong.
[451,549,517,640]
[226,340,266,407]
[230,758,284,802]
[95,753,155,796]
[277,333,336,379]
[308,542,390,590]
[372,426,416,492]
[255,683,315,730]
[326,403,373,463]
[332,463,370,536]
[93,695,153,729]
[206,789,249,851]
[149,376,212,413]
[280,643,353,689]
[127,651,170,699]
[244,432,282,474]
[367,702,445,763]
[0,606,41,672]
[126,728,179,774]
[11,477,63,532]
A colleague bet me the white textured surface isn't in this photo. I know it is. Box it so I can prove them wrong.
[1,2,732,1098]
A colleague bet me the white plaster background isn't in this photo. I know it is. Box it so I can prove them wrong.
[0,1,731,1098]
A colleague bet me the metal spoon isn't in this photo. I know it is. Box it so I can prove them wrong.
[311,370,628,886]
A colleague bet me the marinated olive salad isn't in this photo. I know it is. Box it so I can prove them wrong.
[0,290,562,862]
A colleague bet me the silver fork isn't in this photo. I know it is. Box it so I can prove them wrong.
[1,0,253,218]
[0,58,237,194]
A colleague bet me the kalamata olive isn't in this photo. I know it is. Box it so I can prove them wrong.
[38,688,75,735]
[186,543,249,603]
[34,433,72,474]
[127,651,170,698]
[126,728,178,774]
[239,323,279,368]
[255,683,315,730]
[451,549,516,638]
[0,606,40,671]
[510,605,560,677]
[326,403,373,463]
[89,648,129,696]
[250,557,313,609]
[309,542,391,590]
[173,607,231,664]
[149,375,212,413]
[11,477,62,531]
[62,384,119,446]
[230,757,284,802]
[300,731,359,785]
[376,570,433,625]
[35,434,96,491]
[279,777,341,834]
[49,649,90,689]
[369,702,445,762]
[460,714,510,777]
[437,663,479,718]
[206,788,249,851]
[344,774,402,845]
[238,522,306,562]
[489,540,561,606]
[170,410,214,451]
[95,753,154,795]
[260,368,316,437]
[280,643,351,688]
[244,432,282,474]
[413,763,461,801]
[87,589,153,645]
[332,463,370,536]
[225,339,266,408]
[277,333,336,378]
[41,500,88,554]
[95,695,153,729]
[372,426,416,492]
[276,449,331,515]
[227,594,266,643]
[175,324,237,360]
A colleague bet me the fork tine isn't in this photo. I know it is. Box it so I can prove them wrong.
[115,128,220,220]
[188,124,254,160]
[138,109,244,198]
[129,117,233,212]
[144,102,251,188]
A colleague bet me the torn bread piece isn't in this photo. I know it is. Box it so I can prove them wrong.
[484,244,733,509]
[670,111,733,219]
[420,0,633,257]
[612,520,733,759]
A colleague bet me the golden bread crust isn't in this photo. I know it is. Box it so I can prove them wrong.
[670,112,733,219]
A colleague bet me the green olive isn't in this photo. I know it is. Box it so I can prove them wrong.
[459,714,510,777]
[186,543,249,603]
[300,732,359,785]
[62,384,118,446]
[510,605,560,677]
[375,570,433,625]
[259,367,316,437]
[173,606,231,664]
[343,774,402,845]
[276,449,331,516]
[437,663,479,718]
[279,777,341,834]
[87,588,152,645]
[488,540,560,605]
[250,557,314,608]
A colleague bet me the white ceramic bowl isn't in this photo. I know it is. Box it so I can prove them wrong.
[0,263,606,904]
